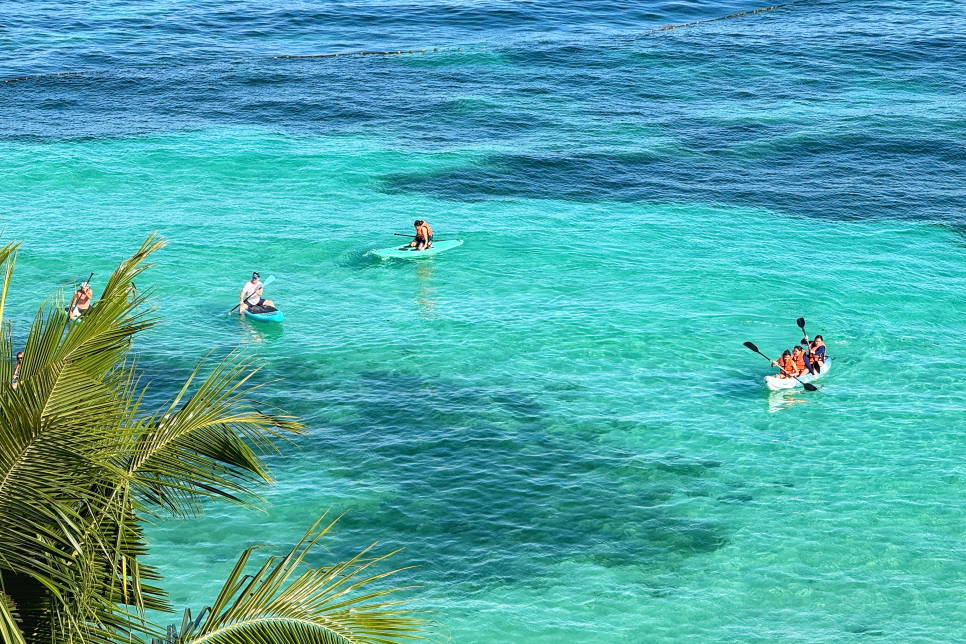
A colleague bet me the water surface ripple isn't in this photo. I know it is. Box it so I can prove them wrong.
[2,1,966,642]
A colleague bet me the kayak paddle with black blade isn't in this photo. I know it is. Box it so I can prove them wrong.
[743,341,818,391]
[797,316,830,374]
[797,316,814,375]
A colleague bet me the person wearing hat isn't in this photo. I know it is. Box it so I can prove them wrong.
[68,282,93,319]
[238,272,274,315]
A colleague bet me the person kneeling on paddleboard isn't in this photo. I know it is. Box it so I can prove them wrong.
[239,272,275,315]
[408,220,433,251]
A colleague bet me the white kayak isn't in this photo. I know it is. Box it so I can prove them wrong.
[371,239,464,259]
[765,357,832,390]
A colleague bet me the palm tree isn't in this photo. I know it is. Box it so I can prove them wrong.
[0,236,425,644]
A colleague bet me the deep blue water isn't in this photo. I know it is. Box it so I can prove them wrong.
[6,2,965,224]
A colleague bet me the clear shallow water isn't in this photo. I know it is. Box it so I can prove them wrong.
[3,1,966,642]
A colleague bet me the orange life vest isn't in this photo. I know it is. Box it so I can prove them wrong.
[777,355,795,374]
[791,353,806,372]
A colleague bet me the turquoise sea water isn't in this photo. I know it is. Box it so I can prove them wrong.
[3,1,966,642]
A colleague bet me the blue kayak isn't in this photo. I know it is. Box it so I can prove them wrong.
[244,308,284,323]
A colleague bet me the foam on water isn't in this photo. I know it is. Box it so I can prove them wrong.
[2,1,966,642]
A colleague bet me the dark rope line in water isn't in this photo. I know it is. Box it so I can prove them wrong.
[646,1,802,35]
[0,47,479,85]
[1,70,85,84]
[272,1,806,61]
[0,2,806,84]
[275,47,460,59]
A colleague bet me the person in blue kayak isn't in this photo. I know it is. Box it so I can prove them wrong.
[238,272,274,315]
[408,220,433,251]
[801,334,826,374]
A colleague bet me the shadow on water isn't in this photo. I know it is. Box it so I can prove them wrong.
[202,308,285,343]
[260,365,727,591]
[379,146,966,224]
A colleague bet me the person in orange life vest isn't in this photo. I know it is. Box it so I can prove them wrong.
[772,350,794,378]
[408,220,433,251]
[789,346,808,376]
[772,347,807,378]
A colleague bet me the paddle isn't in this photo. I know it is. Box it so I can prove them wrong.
[743,341,818,391]
[394,234,419,250]
[392,233,457,243]
[796,316,814,374]
[228,275,275,314]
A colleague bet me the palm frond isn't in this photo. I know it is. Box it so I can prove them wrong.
[99,235,165,304]
[0,235,169,643]
[0,243,20,389]
[166,517,426,644]
[0,590,27,644]
[0,241,21,330]
[0,365,120,581]
[122,354,304,518]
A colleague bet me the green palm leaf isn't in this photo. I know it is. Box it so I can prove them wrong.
[0,589,27,644]
[120,353,304,518]
[162,516,426,644]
